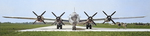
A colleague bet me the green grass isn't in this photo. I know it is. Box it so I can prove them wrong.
[1,23,150,36]
[0,23,51,36]
[78,23,150,29]
[92,23,150,29]
[2,31,150,36]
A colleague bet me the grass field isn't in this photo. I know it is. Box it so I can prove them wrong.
[78,23,150,29]
[0,23,150,36]
[0,23,51,36]
[92,23,150,29]
[3,31,150,36]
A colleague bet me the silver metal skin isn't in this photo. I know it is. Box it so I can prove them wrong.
[69,12,80,30]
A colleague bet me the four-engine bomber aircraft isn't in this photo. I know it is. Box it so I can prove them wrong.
[3,10,145,30]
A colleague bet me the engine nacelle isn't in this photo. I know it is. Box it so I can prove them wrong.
[37,16,44,22]
[104,18,110,22]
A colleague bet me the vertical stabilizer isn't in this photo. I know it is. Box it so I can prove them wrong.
[74,7,75,12]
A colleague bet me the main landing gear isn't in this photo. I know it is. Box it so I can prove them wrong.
[86,24,92,29]
[57,25,62,29]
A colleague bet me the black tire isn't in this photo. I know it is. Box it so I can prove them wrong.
[72,27,74,30]
[72,27,76,30]
[60,25,62,29]
[86,25,89,29]
[89,25,92,29]
[57,25,59,29]
[74,27,76,30]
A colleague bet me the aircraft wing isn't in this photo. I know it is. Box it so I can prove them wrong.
[93,16,145,21]
[79,19,87,22]
[3,16,37,20]
[79,18,105,22]
[3,16,56,21]
[111,16,145,20]
[62,20,69,22]
[44,18,69,22]
[3,16,69,22]
[80,16,145,22]
[3,16,145,22]
[44,18,56,21]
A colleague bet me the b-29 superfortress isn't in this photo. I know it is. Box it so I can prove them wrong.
[3,8,145,30]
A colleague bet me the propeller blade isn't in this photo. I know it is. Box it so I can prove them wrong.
[52,21,56,25]
[84,11,89,17]
[92,12,97,17]
[102,21,105,24]
[102,11,108,16]
[92,21,96,25]
[61,21,65,25]
[33,20,36,24]
[40,11,46,16]
[110,11,116,16]
[111,19,116,24]
[52,12,57,17]
[32,11,38,16]
[60,12,65,17]
[41,20,46,24]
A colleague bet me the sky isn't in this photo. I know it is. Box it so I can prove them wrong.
[0,0,150,23]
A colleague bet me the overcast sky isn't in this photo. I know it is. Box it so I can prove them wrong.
[0,0,150,23]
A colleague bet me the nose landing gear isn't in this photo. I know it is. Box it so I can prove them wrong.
[72,26,76,30]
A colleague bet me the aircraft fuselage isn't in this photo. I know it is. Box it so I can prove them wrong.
[69,12,80,30]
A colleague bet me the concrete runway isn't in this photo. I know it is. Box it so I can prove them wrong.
[18,25,150,32]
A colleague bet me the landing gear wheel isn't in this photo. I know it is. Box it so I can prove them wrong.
[86,25,89,29]
[57,25,59,29]
[89,25,92,29]
[86,25,92,29]
[60,25,62,29]
[57,25,62,29]
[72,27,76,30]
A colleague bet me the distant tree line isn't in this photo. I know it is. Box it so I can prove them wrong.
[119,22,150,25]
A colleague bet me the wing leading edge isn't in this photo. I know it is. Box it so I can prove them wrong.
[79,16,145,22]
[3,16,37,20]
[3,16,145,22]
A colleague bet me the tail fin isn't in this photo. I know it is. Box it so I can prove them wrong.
[74,7,75,12]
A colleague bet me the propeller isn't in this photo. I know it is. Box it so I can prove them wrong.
[32,11,46,24]
[84,11,97,25]
[102,11,116,24]
[51,12,65,25]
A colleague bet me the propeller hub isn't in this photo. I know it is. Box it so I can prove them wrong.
[52,12,65,24]
[37,16,41,21]
[88,17,91,19]
[56,17,60,20]
[38,16,41,18]
[84,12,97,25]
[107,16,111,18]
[102,11,116,24]
[32,11,46,24]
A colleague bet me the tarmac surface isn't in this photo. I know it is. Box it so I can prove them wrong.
[18,25,150,32]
